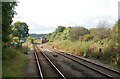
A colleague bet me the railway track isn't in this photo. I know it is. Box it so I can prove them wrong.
[33,45,66,79]
[40,45,120,79]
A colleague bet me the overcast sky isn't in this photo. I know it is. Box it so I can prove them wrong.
[13,0,120,34]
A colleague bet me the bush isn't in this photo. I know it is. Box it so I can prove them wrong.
[90,27,109,41]
[13,37,19,43]
[69,27,90,41]
[2,47,18,61]
[28,37,34,44]
[61,28,71,40]
[82,34,94,41]
[55,26,66,33]
[49,32,56,42]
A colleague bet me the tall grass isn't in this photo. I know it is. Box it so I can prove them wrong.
[47,39,120,68]
[2,46,27,77]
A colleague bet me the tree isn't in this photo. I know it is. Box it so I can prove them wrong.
[12,27,20,38]
[49,32,56,42]
[118,19,120,53]
[90,27,109,41]
[97,20,111,29]
[69,26,90,41]
[12,21,29,39]
[2,2,17,42]
[110,22,118,40]
[61,27,71,40]
[82,34,94,41]
[55,26,66,33]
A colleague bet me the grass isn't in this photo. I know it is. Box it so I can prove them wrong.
[2,46,27,77]
[49,40,93,55]
[3,54,26,77]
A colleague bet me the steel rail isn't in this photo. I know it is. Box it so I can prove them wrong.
[53,46,120,77]
[66,52,120,74]
[57,52,113,78]
[33,45,43,79]
[36,45,66,79]
[44,46,116,78]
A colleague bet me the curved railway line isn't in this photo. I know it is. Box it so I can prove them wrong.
[33,45,66,79]
[39,44,120,79]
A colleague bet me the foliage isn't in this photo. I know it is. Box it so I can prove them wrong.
[61,27,71,40]
[90,27,109,41]
[54,32,62,40]
[2,2,17,42]
[82,34,94,41]
[49,32,56,42]
[12,27,20,38]
[13,37,19,43]
[55,26,66,33]
[28,37,34,44]
[45,20,120,68]
[12,21,29,39]
[2,47,17,61]
[31,39,34,44]
[30,33,46,37]
[69,27,90,41]
[110,22,118,39]
[2,47,27,77]
[2,2,29,77]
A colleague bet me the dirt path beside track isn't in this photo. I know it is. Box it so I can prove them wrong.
[24,45,39,78]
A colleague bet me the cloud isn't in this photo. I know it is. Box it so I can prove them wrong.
[29,24,56,34]
[13,0,120,34]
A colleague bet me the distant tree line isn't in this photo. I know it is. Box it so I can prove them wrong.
[30,34,46,37]
[44,20,120,67]
[45,20,119,43]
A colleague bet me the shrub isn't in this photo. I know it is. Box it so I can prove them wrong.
[13,37,19,43]
[55,26,66,33]
[82,34,94,41]
[2,47,18,61]
[69,27,90,41]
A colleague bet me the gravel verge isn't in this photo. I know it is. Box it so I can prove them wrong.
[38,45,105,78]
[24,45,39,78]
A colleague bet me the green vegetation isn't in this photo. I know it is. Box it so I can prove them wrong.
[2,2,31,77]
[12,21,29,39]
[2,46,27,77]
[29,33,46,43]
[2,2,17,42]
[13,37,19,43]
[28,36,34,48]
[30,33,46,37]
[55,26,66,33]
[44,22,120,68]
[69,27,90,41]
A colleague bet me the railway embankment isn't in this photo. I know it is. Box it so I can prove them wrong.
[45,40,120,69]
[2,46,27,77]
[39,44,120,78]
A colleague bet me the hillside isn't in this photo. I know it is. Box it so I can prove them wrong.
[30,33,46,37]
[44,23,120,68]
